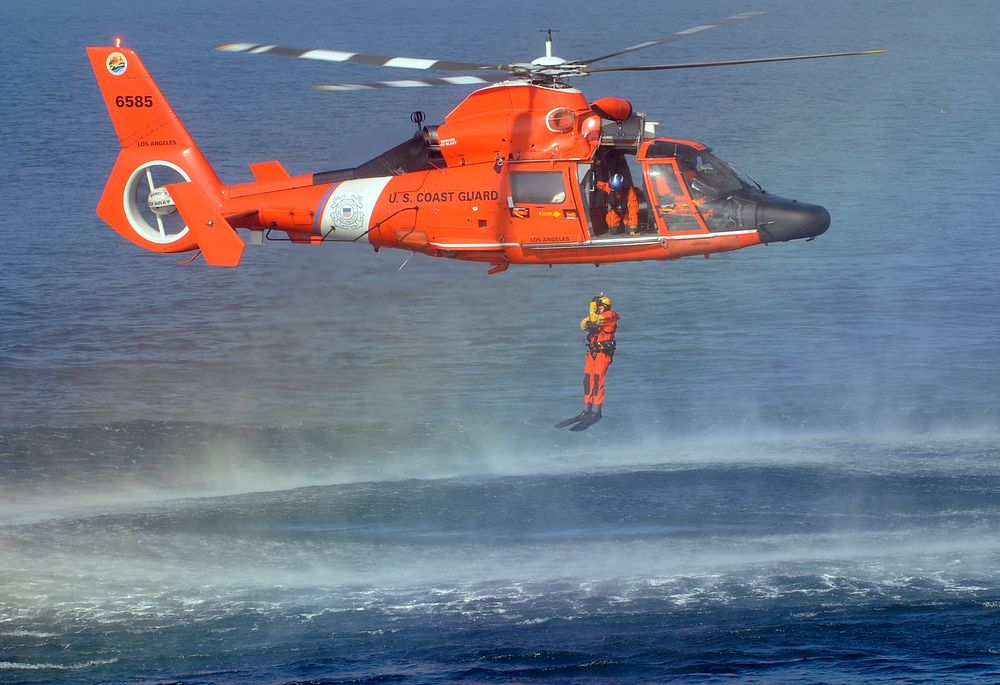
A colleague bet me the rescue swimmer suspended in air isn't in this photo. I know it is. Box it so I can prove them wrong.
[556,293,619,431]
[86,13,883,272]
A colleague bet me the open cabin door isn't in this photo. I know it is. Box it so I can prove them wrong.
[578,150,660,239]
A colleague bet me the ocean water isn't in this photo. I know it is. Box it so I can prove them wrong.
[2,0,1000,682]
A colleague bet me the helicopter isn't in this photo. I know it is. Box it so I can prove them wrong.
[87,12,883,272]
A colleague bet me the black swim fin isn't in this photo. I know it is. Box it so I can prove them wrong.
[569,412,602,431]
[555,410,591,428]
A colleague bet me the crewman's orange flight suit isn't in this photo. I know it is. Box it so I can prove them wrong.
[596,181,639,232]
[583,307,619,410]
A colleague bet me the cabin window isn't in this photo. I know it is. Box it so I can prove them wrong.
[511,171,567,204]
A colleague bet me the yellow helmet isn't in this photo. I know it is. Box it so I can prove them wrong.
[594,294,612,308]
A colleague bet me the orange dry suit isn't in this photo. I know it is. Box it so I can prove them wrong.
[581,307,619,409]
[596,181,639,231]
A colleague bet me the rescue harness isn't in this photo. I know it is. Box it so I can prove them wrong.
[609,192,630,221]
[587,338,616,357]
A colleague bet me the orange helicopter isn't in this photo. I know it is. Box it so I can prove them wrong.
[87,13,882,272]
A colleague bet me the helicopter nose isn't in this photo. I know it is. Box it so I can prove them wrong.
[755,196,830,243]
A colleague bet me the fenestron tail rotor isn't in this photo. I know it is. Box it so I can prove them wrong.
[123,161,191,245]
[217,11,884,92]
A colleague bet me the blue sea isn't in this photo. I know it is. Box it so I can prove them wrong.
[2,0,1000,682]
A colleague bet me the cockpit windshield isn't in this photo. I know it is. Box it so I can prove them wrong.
[722,159,761,191]
[642,141,773,234]
[677,152,751,199]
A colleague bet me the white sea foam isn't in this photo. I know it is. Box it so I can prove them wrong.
[0,629,59,638]
[0,658,117,670]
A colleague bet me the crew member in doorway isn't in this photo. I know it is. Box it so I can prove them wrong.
[555,294,619,431]
[596,173,639,234]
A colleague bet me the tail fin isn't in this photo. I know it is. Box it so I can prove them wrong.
[87,44,243,266]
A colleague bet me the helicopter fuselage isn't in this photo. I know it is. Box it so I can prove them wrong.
[224,81,829,270]
[88,45,829,270]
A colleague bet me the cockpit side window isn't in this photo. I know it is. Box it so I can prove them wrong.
[644,143,763,234]
[648,163,703,233]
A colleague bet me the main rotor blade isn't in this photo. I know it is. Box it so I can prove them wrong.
[217,42,506,73]
[584,49,886,73]
[314,73,515,92]
[581,11,768,65]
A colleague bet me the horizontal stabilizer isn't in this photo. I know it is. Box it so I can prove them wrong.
[165,182,245,267]
[249,160,292,182]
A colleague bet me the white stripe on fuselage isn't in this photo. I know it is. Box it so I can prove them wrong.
[318,177,391,242]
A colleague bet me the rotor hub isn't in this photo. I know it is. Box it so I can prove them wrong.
[147,186,177,216]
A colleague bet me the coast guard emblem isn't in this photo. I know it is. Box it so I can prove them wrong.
[329,195,365,232]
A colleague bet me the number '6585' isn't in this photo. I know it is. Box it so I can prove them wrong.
[115,95,154,108]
